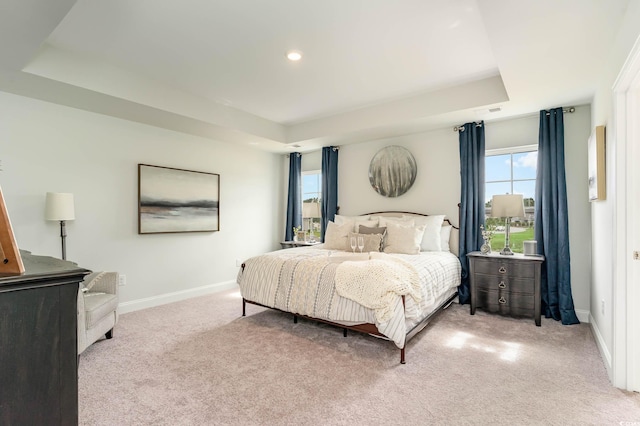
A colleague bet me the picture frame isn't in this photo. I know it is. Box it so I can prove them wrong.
[0,187,25,274]
[588,125,606,201]
[138,164,219,234]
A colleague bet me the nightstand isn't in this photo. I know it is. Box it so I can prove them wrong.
[468,251,544,326]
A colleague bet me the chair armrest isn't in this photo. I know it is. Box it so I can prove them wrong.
[83,271,119,295]
[77,282,86,313]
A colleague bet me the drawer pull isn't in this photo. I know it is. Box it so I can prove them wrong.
[498,266,507,274]
[498,281,506,289]
[498,296,507,304]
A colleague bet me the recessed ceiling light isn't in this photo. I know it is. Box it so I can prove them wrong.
[286,50,302,61]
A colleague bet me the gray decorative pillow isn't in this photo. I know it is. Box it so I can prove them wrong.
[347,232,384,252]
[358,225,387,236]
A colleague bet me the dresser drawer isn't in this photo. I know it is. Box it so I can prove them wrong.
[473,274,535,294]
[472,258,535,279]
[476,288,535,317]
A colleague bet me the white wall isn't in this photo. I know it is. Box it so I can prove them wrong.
[590,1,640,378]
[301,149,322,172]
[338,108,592,317]
[0,91,283,311]
[338,128,461,224]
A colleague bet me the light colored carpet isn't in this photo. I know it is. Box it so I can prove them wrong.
[79,289,640,425]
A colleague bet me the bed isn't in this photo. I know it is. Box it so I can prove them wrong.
[237,212,462,363]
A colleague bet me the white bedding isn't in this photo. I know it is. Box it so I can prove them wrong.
[334,252,422,324]
[237,246,461,348]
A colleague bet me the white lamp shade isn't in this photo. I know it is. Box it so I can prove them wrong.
[302,201,321,218]
[45,192,75,221]
[491,194,525,218]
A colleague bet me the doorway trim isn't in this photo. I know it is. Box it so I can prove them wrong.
[612,34,640,392]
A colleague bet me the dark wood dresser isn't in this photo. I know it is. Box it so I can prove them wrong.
[468,251,544,326]
[0,250,90,425]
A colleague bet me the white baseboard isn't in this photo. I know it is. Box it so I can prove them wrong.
[575,309,590,323]
[589,313,613,379]
[118,280,238,315]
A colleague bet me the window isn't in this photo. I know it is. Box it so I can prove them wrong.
[302,171,322,238]
[485,145,537,253]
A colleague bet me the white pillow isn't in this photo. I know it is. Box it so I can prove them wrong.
[377,216,414,227]
[405,215,445,251]
[323,221,352,250]
[334,214,378,232]
[440,225,452,252]
[334,214,369,225]
[383,222,425,255]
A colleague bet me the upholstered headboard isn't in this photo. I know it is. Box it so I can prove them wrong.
[361,211,459,257]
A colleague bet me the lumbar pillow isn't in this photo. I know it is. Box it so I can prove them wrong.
[383,222,425,255]
[347,232,384,252]
[323,221,352,250]
[405,215,445,251]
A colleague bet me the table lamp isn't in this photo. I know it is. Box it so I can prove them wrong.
[491,194,525,255]
[302,201,321,242]
[45,192,75,260]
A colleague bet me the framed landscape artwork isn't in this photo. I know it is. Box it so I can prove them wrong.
[138,164,219,234]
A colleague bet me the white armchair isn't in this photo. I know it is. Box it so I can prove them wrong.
[77,271,119,354]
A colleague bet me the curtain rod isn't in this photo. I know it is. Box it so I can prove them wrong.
[453,106,576,132]
[545,106,575,116]
[285,146,339,157]
[453,122,483,132]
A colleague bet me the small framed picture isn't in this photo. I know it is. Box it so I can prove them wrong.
[588,126,606,201]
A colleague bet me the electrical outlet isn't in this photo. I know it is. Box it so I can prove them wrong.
[235,259,242,267]
[119,274,126,286]
[601,299,605,315]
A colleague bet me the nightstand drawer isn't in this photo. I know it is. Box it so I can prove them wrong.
[476,289,535,317]
[473,274,535,294]
[472,259,535,279]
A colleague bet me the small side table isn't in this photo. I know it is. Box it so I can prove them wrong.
[468,251,544,326]
[280,241,322,249]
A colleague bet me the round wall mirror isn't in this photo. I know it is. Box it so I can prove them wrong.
[368,146,417,197]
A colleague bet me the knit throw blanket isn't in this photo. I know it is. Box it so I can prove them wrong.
[334,252,422,324]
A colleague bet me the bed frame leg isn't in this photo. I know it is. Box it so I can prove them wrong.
[343,328,347,337]
[400,347,406,364]
[242,298,246,317]
[293,315,298,324]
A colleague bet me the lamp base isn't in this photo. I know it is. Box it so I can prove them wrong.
[60,220,67,260]
[499,246,515,255]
